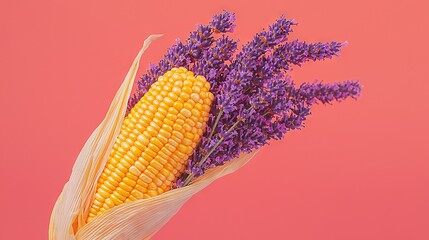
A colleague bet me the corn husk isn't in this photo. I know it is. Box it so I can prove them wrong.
[49,35,258,240]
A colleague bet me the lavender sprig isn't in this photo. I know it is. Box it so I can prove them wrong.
[264,40,344,75]
[295,80,362,105]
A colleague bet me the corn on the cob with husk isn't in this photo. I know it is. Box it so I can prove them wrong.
[50,10,361,240]
[87,65,213,222]
[49,35,257,240]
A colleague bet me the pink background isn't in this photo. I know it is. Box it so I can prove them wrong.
[1,0,428,239]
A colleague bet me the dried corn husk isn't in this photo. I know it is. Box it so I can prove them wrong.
[49,35,257,240]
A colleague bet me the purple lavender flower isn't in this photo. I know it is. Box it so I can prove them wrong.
[264,40,344,75]
[210,10,236,33]
[295,80,362,105]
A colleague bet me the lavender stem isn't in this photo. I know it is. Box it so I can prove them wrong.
[208,109,224,139]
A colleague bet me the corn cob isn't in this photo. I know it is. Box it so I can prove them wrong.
[87,67,213,222]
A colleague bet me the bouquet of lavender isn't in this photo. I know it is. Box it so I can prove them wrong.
[128,11,361,186]
[50,11,360,240]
